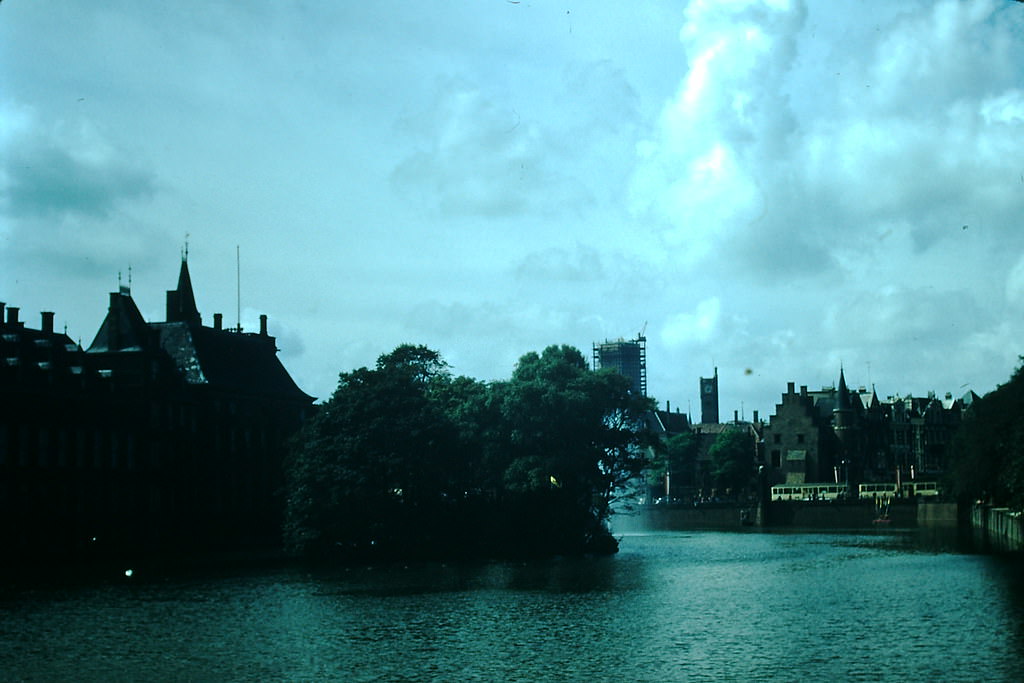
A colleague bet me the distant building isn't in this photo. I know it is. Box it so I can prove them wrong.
[0,255,314,564]
[761,368,974,495]
[643,398,762,503]
[699,368,719,424]
[593,335,647,396]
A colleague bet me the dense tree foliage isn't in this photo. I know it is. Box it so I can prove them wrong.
[949,360,1024,509]
[707,429,756,497]
[646,431,698,496]
[284,344,658,560]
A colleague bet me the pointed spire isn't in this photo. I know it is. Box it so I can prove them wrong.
[166,249,201,326]
[837,366,851,411]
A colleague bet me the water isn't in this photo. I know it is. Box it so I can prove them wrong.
[2,528,1023,681]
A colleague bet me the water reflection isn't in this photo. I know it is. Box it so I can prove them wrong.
[2,530,1024,681]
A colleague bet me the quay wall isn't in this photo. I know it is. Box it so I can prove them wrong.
[619,504,754,532]
[624,500,959,531]
[917,502,958,525]
[971,505,1024,551]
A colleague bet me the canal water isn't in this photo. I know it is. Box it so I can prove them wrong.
[2,527,1023,681]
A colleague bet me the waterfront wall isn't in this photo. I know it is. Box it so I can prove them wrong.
[766,500,917,528]
[917,502,958,525]
[971,505,1024,551]
[615,505,754,532]
[625,500,959,531]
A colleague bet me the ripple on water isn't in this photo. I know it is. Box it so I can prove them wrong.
[1,530,1023,681]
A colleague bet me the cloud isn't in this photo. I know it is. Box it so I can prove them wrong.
[390,60,642,221]
[1006,253,1024,309]
[515,244,606,284]
[390,77,572,219]
[661,298,721,348]
[631,0,1024,287]
[0,111,154,220]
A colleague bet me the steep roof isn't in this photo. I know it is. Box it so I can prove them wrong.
[647,409,690,435]
[836,367,851,411]
[165,258,201,326]
[88,288,153,353]
[153,321,313,403]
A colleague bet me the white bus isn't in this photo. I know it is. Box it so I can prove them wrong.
[771,483,847,501]
[858,481,940,499]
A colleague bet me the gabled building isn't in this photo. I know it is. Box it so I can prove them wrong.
[761,382,842,487]
[761,369,974,495]
[1,255,314,564]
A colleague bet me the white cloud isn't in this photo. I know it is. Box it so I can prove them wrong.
[661,298,721,348]
[1006,253,1024,309]
[5,0,1024,418]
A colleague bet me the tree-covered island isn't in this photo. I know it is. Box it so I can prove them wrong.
[284,344,659,561]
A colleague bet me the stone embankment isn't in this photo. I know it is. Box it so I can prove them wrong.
[971,505,1024,551]
[625,500,959,531]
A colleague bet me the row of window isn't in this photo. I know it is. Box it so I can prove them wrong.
[0,423,273,469]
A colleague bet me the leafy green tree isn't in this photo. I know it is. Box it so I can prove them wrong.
[284,343,658,560]
[949,360,1024,509]
[283,345,459,557]
[647,431,699,497]
[707,429,755,497]
[495,345,658,553]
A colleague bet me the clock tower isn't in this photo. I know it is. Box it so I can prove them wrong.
[699,367,719,424]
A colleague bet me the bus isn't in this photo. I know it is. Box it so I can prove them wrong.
[770,483,847,501]
[858,481,940,499]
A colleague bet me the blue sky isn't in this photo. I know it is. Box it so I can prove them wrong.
[3,0,1024,418]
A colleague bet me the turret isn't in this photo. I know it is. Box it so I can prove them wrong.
[166,255,201,326]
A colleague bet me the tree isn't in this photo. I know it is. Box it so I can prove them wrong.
[707,429,755,498]
[647,430,699,499]
[283,345,460,558]
[283,343,658,560]
[495,345,657,553]
[948,359,1024,509]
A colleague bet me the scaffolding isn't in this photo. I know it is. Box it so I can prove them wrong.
[593,334,647,396]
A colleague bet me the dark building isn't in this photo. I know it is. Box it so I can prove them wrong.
[699,367,719,424]
[0,256,314,565]
[644,398,762,504]
[761,369,973,495]
[593,335,647,396]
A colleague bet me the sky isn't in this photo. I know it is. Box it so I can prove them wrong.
[3,0,1024,420]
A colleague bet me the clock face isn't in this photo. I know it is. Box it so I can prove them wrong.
[704,384,713,393]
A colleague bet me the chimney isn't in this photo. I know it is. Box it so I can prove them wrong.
[41,311,55,334]
[753,410,759,423]
[214,313,223,330]
[734,410,739,423]
[666,400,671,413]
[787,381,795,394]
[259,314,268,336]
[7,306,19,326]
[800,385,808,397]
[0,302,5,323]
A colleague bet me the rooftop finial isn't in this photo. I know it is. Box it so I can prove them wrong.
[183,233,190,262]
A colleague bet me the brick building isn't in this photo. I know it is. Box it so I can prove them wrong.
[0,256,314,564]
[761,368,975,494]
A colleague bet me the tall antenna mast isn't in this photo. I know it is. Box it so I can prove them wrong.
[236,245,241,332]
